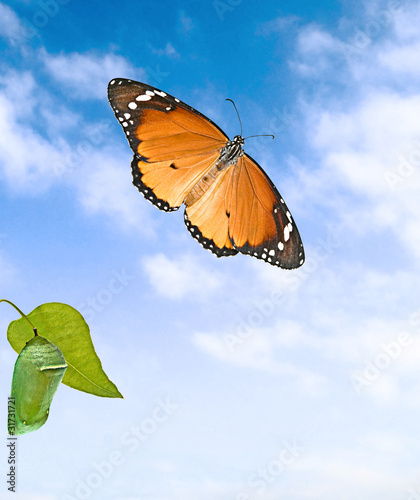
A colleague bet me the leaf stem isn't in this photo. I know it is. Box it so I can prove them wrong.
[0,299,38,335]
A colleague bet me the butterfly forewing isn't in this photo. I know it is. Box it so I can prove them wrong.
[108,79,227,211]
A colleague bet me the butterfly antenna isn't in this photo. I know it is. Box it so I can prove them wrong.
[243,134,275,140]
[226,98,243,137]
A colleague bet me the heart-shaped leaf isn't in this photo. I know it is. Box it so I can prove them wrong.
[7,303,122,399]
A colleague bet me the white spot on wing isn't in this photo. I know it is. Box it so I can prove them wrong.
[155,90,167,97]
[128,102,137,109]
[284,226,290,242]
[124,113,131,119]
[136,94,152,101]
[145,90,155,96]
[278,242,284,251]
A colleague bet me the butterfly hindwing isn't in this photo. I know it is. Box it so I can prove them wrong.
[228,154,305,269]
[131,155,176,212]
[184,163,238,257]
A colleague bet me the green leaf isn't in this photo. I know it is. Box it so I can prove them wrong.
[7,303,122,399]
[11,335,67,435]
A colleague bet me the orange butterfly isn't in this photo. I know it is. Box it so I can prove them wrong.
[108,79,304,269]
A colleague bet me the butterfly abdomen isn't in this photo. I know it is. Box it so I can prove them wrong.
[185,136,244,207]
[184,161,225,206]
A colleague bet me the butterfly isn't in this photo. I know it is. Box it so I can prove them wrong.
[108,78,304,269]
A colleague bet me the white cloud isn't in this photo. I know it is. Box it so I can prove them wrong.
[42,50,141,100]
[0,2,29,46]
[391,0,420,41]
[288,2,420,260]
[178,11,194,33]
[0,59,152,231]
[358,429,407,454]
[296,448,404,495]
[142,253,223,300]
[290,25,345,77]
[310,92,420,233]
[193,325,329,396]
[256,14,300,37]
[192,255,420,404]
[150,42,180,59]
[378,40,420,76]
[297,24,337,54]
[0,71,65,193]
[76,152,155,233]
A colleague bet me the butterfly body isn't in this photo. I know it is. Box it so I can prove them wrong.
[108,78,304,269]
[184,135,244,206]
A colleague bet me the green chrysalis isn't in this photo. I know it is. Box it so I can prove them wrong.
[10,335,67,435]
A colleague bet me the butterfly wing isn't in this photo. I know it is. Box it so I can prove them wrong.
[184,163,238,257]
[183,152,305,267]
[108,79,228,211]
[228,154,305,269]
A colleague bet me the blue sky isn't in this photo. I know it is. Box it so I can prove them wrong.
[1,0,420,499]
